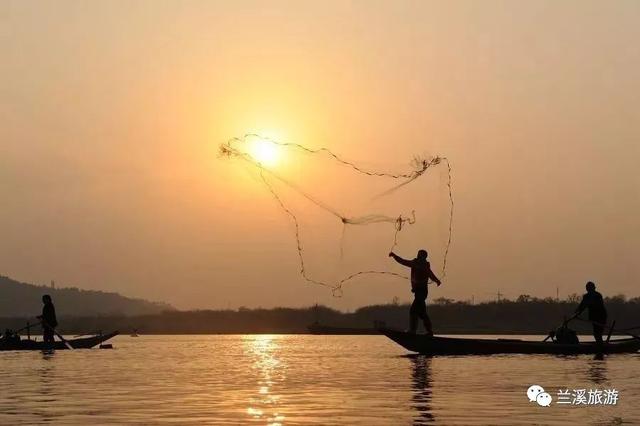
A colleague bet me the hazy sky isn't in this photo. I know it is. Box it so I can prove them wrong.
[2,0,639,310]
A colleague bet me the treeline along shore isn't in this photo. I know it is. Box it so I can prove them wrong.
[2,295,639,335]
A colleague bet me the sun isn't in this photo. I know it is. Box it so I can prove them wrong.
[250,138,280,167]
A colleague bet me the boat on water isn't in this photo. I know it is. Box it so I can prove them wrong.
[0,331,118,351]
[380,328,640,356]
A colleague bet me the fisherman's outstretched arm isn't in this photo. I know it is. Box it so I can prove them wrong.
[574,295,587,315]
[428,269,442,286]
[388,252,412,267]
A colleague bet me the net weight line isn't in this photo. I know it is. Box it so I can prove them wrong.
[220,134,454,296]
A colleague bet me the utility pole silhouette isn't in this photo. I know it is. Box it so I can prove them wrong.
[485,290,504,303]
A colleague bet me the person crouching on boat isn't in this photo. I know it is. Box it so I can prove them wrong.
[37,294,58,346]
[389,249,441,336]
[573,281,608,344]
[3,329,20,345]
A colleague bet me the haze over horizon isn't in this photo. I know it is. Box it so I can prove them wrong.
[2,1,639,310]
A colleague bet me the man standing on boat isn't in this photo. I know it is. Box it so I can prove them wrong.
[389,249,441,336]
[573,281,608,344]
[37,294,58,346]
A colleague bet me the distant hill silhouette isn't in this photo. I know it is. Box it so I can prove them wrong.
[0,275,172,317]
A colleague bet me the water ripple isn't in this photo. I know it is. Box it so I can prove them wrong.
[0,335,637,425]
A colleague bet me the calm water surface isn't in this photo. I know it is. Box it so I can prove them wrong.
[0,335,638,425]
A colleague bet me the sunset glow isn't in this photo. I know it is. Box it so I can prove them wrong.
[250,138,280,167]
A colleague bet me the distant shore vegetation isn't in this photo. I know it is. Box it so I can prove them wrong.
[2,294,638,335]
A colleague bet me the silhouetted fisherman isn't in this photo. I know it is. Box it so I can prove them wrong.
[37,294,58,346]
[389,249,441,335]
[574,281,608,344]
[3,329,19,344]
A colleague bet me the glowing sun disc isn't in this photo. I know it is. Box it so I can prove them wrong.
[250,138,280,166]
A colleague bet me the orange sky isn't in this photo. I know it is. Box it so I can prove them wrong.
[1,1,639,310]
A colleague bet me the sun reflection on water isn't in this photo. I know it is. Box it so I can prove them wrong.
[244,335,286,425]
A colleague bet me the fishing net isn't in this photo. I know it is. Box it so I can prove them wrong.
[220,134,454,296]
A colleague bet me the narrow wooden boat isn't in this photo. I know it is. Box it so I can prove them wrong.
[380,328,640,356]
[0,331,118,351]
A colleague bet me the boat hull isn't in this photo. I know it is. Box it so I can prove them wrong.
[380,329,640,356]
[0,331,118,351]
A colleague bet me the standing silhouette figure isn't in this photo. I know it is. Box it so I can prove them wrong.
[389,250,441,335]
[37,294,58,347]
[574,281,607,344]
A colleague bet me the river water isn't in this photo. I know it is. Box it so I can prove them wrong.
[0,335,637,425]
